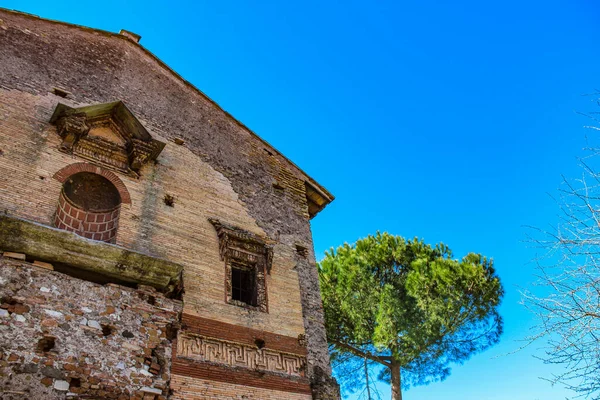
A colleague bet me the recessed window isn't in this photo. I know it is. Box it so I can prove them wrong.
[231,265,257,306]
[210,218,270,312]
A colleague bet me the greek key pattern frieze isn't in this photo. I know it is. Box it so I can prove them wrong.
[177,333,306,377]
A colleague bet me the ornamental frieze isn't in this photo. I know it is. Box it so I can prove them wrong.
[177,333,306,377]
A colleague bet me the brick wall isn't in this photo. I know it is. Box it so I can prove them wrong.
[0,9,339,397]
[170,374,312,400]
[171,359,311,396]
[170,313,312,396]
[55,189,120,243]
[0,88,306,340]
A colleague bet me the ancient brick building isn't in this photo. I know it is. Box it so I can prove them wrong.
[0,8,339,400]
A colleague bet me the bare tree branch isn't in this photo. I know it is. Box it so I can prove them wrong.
[524,104,600,398]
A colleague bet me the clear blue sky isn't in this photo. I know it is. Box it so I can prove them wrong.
[3,1,599,398]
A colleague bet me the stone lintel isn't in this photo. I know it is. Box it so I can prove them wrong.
[0,215,182,295]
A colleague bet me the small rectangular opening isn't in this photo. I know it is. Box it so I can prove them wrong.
[295,244,308,258]
[231,265,256,306]
[52,87,70,98]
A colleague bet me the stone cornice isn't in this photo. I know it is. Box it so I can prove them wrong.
[0,215,182,295]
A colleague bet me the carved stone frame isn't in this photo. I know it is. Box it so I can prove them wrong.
[49,102,166,177]
[209,218,272,313]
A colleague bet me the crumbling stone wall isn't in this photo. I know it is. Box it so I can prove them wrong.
[0,257,182,399]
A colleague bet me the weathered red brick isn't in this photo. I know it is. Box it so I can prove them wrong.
[41,319,58,327]
[11,304,30,314]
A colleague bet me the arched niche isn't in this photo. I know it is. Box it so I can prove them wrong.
[54,171,123,243]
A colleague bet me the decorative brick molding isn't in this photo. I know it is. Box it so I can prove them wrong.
[181,314,308,356]
[54,189,120,243]
[177,332,306,377]
[172,352,312,395]
[209,219,273,312]
[53,162,131,204]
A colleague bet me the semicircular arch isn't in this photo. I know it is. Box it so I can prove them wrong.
[52,162,131,205]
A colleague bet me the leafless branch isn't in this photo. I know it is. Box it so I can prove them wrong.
[524,105,600,399]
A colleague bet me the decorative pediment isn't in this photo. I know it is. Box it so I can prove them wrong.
[50,102,166,177]
[209,218,274,275]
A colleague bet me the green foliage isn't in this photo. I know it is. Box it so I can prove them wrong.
[319,232,504,391]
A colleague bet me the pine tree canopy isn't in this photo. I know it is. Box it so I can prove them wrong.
[319,232,504,398]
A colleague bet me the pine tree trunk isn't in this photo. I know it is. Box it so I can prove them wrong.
[365,358,371,399]
[390,361,402,400]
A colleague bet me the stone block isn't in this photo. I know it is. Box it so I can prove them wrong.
[54,380,70,391]
[33,260,54,270]
[3,252,25,260]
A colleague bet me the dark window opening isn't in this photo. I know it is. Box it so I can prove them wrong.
[231,265,257,306]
